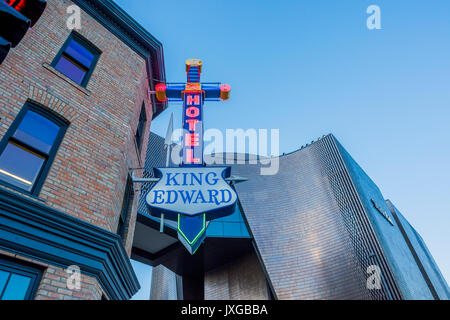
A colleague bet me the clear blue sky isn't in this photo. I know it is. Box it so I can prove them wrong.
[115,0,450,284]
[130,260,152,300]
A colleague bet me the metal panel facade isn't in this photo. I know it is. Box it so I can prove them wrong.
[387,200,450,299]
[139,133,448,300]
[232,135,374,299]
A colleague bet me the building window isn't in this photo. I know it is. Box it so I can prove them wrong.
[135,103,147,153]
[51,32,101,87]
[0,257,42,300]
[117,175,134,239]
[0,102,68,195]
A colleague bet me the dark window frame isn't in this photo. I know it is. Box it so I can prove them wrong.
[51,32,101,88]
[117,175,134,239]
[135,103,147,153]
[0,256,43,300]
[0,102,69,196]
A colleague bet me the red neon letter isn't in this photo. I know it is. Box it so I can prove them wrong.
[185,133,200,147]
[187,95,200,105]
[186,119,199,131]
[185,149,200,164]
[186,106,200,118]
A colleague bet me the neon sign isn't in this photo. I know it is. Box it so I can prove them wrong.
[146,59,237,254]
[147,167,237,218]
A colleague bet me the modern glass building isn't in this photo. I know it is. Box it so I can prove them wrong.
[131,132,449,300]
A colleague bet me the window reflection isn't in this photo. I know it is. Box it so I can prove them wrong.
[52,34,100,86]
[54,56,87,85]
[206,205,250,238]
[1,274,31,300]
[65,40,95,68]
[0,142,45,191]
[13,110,60,154]
[0,258,42,300]
[0,270,9,294]
[0,104,67,194]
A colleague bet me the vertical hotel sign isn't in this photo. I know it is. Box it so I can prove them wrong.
[183,83,203,165]
[146,59,237,254]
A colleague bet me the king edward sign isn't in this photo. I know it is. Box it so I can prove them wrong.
[146,167,237,220]
[146,59,240,254]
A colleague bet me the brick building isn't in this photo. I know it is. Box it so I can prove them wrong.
[0,0,165,300]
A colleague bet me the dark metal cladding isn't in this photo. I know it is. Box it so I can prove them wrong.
[231,135,378,299]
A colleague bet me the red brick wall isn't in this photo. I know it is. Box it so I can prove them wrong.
[35,265,103,300]
[0,0,153,258]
